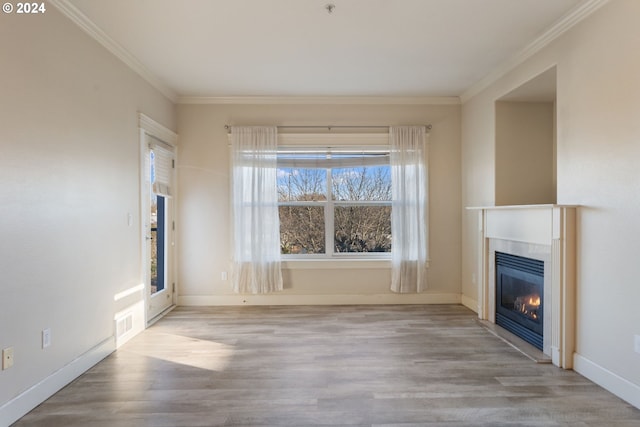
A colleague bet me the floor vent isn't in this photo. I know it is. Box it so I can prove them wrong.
[116,312,133,339]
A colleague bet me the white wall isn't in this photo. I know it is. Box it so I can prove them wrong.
[0,8,175,424]
[177,103,461,305]
[461,0,640,406]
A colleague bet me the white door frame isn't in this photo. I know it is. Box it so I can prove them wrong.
[138,113,178,325]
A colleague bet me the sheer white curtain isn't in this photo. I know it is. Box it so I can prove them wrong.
[390,126,429,293]
[231,126,283,294]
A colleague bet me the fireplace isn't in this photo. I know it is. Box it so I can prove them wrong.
[495,252,544,350]
[469,205,576,368]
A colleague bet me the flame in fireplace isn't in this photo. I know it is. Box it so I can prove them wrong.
[514,294,541,320]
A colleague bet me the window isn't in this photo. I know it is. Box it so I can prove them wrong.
[277,145,391,258]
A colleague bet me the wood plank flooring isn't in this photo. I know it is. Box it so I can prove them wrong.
[13,305,640,426]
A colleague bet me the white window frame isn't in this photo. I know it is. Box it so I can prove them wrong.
[277,133,391,261]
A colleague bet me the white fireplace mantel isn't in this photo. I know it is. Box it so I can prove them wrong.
[467,204,577,369]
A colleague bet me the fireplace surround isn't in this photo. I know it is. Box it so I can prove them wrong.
[468,205,576,368]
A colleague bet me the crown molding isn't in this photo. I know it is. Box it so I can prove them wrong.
[177,96,461,105]
[49,0,178,103]
[50,0,606,107]
[460,0,610,104]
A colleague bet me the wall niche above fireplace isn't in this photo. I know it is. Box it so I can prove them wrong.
[495,66,556,206]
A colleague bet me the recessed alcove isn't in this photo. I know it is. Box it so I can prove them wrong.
[495,67,557,205]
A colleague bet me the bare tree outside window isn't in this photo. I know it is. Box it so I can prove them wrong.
[278,168,326,254]
[277,168,326,202]
[332,166,391,201]
[277,156,392,256]
[333,166,391,253]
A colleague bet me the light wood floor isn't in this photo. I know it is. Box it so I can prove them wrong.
[14,305,640,426]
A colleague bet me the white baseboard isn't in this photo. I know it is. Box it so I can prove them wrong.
[0,336,115,426]
[574,353,640,410]
[460,295,478,313]
[179,293,462,306]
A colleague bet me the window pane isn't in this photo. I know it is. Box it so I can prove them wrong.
[277,168,327,202]
[279,206,326,254]
[332,166,391,201]
[334,206,391,253]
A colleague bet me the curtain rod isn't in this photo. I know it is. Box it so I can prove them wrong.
[224,124,432,132]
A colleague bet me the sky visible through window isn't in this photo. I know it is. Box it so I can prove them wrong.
[277,166,391,201]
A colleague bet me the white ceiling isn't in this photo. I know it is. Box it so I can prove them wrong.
[62,0,589,100]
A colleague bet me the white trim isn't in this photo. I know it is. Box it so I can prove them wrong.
[49,0,178,102]
[460,0,610,103]
[178,293,461,306]
[139,129,151,326]
[138,113,178,146]
[467,204,579,211]
[461,294,478,313]
[179,96,460,105]
[0,337,114,426]
[474,205,576,369]
[139,114,179,323]
[279,133,389,146]
[574,353,640,410]
[228,133,390,147]
[147,304,177,327]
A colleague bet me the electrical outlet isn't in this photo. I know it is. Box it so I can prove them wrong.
[634,335,640,354]
[2,347,14,370]
[221,271,228,281]
[42,328,51,349]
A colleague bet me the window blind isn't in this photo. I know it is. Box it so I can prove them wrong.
[276,146,390,168]
[149,135,175,198]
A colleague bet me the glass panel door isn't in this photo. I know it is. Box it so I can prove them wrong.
[150,193,165,294]
[144,137,174,322]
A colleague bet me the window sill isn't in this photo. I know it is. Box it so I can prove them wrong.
[281,259,391,270]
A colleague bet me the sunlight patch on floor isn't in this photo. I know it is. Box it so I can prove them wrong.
[124,332,235,372]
